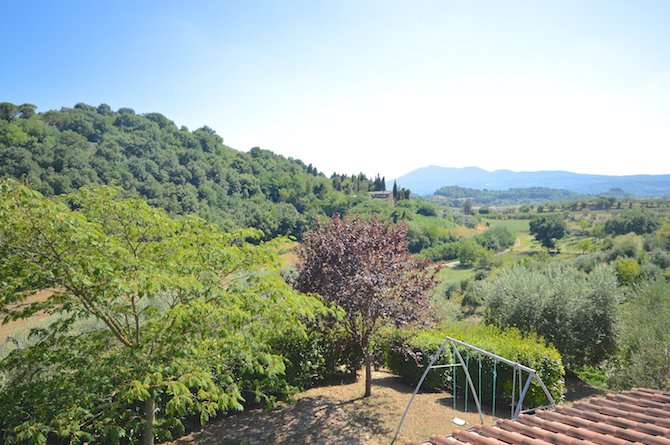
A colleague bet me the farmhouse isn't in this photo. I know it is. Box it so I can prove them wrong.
[369,191,395,203]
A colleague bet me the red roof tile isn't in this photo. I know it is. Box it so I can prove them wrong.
[409,388,670,445]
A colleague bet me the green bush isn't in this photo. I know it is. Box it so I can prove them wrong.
[422,241,461,262]
[386,323,565,409]
[271,322,365,389]
[416,202,438,217]
[271,332,334,390]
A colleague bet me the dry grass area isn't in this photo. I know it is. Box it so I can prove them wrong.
[171,370,501,445]
[0,290,53,342]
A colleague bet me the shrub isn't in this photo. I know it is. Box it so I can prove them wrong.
[640,262,663,280]
[614,257,641,286]
[575,252,605,273]
[476,226,516,252]
[651,248,670,269]
[386,324,565,408]
[271,320,369,389]
[607,233,644,261]
[272,332,333,390]
[416,202,438,217]
[422,241,461,262]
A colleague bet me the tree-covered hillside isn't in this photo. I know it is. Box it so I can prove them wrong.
[0,102,388,239]
[434,185,586,205]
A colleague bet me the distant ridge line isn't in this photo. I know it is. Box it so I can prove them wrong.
[394,166,670,197]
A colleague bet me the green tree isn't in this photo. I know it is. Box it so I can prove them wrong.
[17,103,37,119]
[294,216,435,397]
[457,239,491,266]
[0,181,323,444]
[608,279,670,390]
[463,198,473,215]
[416,202,437,217]
[476,226,516,252]
[604,209,661,235]
[0,102,18,121]
[577,238,594,254]
[477,264,622,367]
[614,257,641,286]
[529,214,567,250]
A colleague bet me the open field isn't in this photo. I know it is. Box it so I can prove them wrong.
[482,218,529,234]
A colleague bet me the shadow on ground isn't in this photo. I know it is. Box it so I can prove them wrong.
[564,374,607,402]
[173,394,383,445]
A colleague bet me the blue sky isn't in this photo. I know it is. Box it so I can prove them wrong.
[3,0,670,179]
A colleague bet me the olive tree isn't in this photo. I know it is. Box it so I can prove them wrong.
[608,279,670,390]
[476,264,622,367]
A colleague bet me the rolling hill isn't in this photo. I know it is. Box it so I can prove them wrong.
[396,166,670,197]
[0,102,387,240]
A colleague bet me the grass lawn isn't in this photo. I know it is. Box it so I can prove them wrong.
[483,218,530,234]
[431,265,478,298]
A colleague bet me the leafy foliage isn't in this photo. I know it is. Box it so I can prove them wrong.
[476,264,623,367]
[294,215,436,396]
[475,225,516,252]
[604,209,662,235]
[607,279,670,390]
[613,257,641,285]
[386,323,565,408]
[529,214,567,249]
[0,181,324,444]
[0,103,390,240]
[434,185,584,205]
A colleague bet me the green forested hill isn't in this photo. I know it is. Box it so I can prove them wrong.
[0,102,386,239]
[434,185,586,205]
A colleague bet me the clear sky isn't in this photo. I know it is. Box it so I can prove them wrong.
[3,0,670,179]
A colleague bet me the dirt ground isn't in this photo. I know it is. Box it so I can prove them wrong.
[171,370,506,445]
[170,369,606,445]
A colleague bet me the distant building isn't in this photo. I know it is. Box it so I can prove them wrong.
[369,191,394,203]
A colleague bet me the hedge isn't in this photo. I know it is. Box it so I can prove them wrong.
[386,323,565,410]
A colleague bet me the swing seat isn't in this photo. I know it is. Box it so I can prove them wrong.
[452,417,466,426]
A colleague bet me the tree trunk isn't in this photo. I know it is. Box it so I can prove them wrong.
[363,338,372,397]
[143,397,155,445]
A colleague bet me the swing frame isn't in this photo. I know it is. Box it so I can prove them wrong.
[390,335,556,445]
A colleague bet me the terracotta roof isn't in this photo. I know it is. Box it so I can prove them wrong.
[408,388,670,445]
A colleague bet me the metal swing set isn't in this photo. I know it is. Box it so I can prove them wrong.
[391,335,557,445]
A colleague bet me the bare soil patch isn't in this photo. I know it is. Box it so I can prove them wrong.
[171,370,500,445]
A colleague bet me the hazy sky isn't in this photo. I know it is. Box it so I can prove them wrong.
[3,0,670,179]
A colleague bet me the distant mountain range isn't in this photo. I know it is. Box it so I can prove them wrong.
[395,166,670,197]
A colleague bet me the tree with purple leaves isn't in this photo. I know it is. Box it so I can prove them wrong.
[294,215,436,397]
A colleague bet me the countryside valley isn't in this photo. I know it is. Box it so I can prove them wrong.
[1,103,669,444]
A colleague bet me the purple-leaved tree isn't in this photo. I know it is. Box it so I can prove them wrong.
[295,215,436,397]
